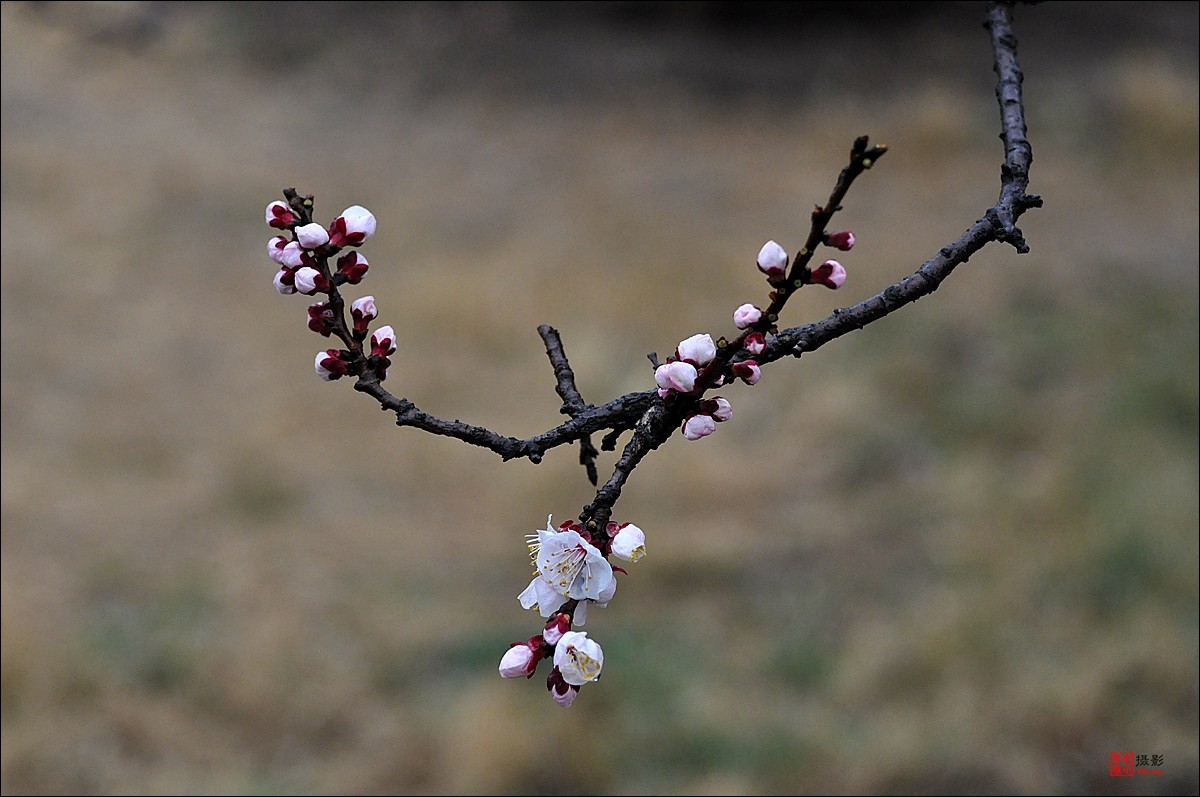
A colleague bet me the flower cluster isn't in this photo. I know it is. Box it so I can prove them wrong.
[264,197,393,382]
[651,230,858,442]
[652,333,742,440]
[502,516,646,706]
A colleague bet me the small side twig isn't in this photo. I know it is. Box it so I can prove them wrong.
[539,325,599,485]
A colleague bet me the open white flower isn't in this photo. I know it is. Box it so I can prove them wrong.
[518,517,614,616]
[554,631,604,686]
[532,517,613,601]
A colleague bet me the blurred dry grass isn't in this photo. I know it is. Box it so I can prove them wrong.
[2,1,1197,794]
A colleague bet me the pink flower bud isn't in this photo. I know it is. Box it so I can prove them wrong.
[266,200,295,230]
[280,241,307,269]
[610,523,646,563]
[543,614,571,647]
[371,325,397,357]
[551,683,579,708]
[336,252,369,284]
[498,645,534,678]
[307,301,335,336]
[547,668,579,708]
[676,333,717,366]
[328,205,377,248]
[744,332,766,355]
[683,413,717,441]
[350,295,377,334]
[655,361,697,393]
[731,360,761,385]
[733,303,763,330]
[701,396,733,422]
[273,268,296,295]
[293,267,328,295]
[314,349,348,381]
[757,240,789,280]
[825,230,855,251]
[296,222,330,249]
[267,236,290,265]
[807,260,846,289]
[499,640,541,679]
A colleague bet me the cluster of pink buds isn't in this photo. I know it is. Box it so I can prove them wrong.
[653,333,743,441]
[264,197,395,382]
[654,333,717,396]
[658,228,859,443]
[503,516,646,706]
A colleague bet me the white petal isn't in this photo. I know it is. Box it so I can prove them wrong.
[518,575,565,616]
[517,577,542,611]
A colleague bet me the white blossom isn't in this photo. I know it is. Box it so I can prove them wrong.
[610,524,646,563]
[519,517,614,616]
[554,631,604,686]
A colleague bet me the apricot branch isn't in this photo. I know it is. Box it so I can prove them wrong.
[262,1,1040,707]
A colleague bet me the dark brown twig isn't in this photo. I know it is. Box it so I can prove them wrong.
[539,325,599,485]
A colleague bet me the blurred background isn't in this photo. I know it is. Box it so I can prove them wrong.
[2,1,1196,794]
